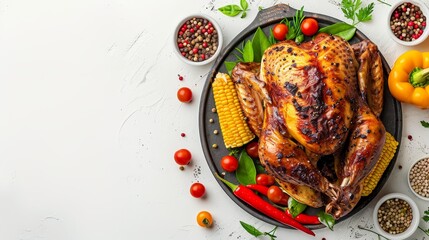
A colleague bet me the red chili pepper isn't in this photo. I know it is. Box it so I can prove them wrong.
[246,184,269,196]
[285,209,321,225]
[216,174,315,236]
[248,184,320,225]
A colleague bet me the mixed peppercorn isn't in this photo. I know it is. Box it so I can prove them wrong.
[377,198,413,234]
[390,2,426,41]
[409,157,429,198]
[177,17,219,62]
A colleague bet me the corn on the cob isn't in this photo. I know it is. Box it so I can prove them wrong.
[212,73,255,148]
[362,132,399,196]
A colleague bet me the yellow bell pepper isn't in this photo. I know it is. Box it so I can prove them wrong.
[388,50,429,108]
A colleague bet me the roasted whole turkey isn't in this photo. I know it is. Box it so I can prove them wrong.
[231,33,386,219]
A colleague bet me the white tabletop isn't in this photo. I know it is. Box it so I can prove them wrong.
[1,0,429,239]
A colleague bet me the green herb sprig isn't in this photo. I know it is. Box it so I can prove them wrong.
[219,0,249,18]
[421,120,429,128]
[341,0,374,25]
[418,209,429,236]
[357,225,389,240]
[240,221,278,240]
[280,6,305,43]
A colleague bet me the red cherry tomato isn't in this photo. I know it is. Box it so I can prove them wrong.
[220,155,239,172]
[267,186,289,205]
[272,23,289,41]
[246,142,259,159]
[190,182,206,198]
[256,173,275,186]
[174,149,192,165]
[300,18,319,36]
[177,87,192,103]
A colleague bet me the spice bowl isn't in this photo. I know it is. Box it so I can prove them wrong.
[373,193,420,240]
[408,156,429,201]
[173,14,223,66]
[387,0,429,46]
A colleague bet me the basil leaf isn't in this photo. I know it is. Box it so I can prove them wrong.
[423,215,429,222]
[288,197,307,218]
[335,27,356,41]
[317,211,335,231]
[225,61,237,75]
[240,0,248,11]
[241,11,247,19]
[252,27,271,63]
[236,150,256,185]
[318,22,354,34]
[240,221,263,237]
[242,40,254,62]
[219,5,243,17]
[319,22,356,41]
[421,120,429,128]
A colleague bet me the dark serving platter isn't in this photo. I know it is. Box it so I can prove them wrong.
[199,4,402,229]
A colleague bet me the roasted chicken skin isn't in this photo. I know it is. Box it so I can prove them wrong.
[231,33,386,219]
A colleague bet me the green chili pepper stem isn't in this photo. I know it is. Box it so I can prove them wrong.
[214,173,238,191]
[409,67,429,88]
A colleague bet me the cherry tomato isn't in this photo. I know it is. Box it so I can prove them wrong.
[272,23,289,41]
[196,211,213,228]
[174,149,192,165]
[300,18,319,36]
[177,87,192,103]
[246,142,259,159]
[190,182,206,198]
[256,173,275,186]
[267,186,289,205]
[220,155,239,172]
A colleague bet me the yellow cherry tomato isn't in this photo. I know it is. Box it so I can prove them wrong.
[196,211,213,228]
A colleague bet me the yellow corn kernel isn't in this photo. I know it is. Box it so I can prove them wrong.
[362,132,399,196]
[212,73,255,148]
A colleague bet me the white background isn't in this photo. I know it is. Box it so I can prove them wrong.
[1,0,429,239]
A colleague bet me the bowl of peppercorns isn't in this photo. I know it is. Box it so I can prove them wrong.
[373,193,420,240]
[388,0,429,46]
[408,156,429,201]
[174,14,223,66]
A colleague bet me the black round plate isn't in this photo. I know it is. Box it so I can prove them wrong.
[199,4,402,229]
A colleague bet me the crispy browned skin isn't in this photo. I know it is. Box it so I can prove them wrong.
[352,40,384,117]
[232,33,385,219]
[258,104,335,207]
[259,34,385,218]
[260,33,356,155]
[232,62,270,137]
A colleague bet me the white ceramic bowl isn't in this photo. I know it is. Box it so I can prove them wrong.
[173,14,223,66]
[373,193,420,240]
[387,0,429,46]
[408,156,429,201]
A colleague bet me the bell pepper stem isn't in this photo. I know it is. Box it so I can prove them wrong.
[214,173,238,192]
[409,67,429,87]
